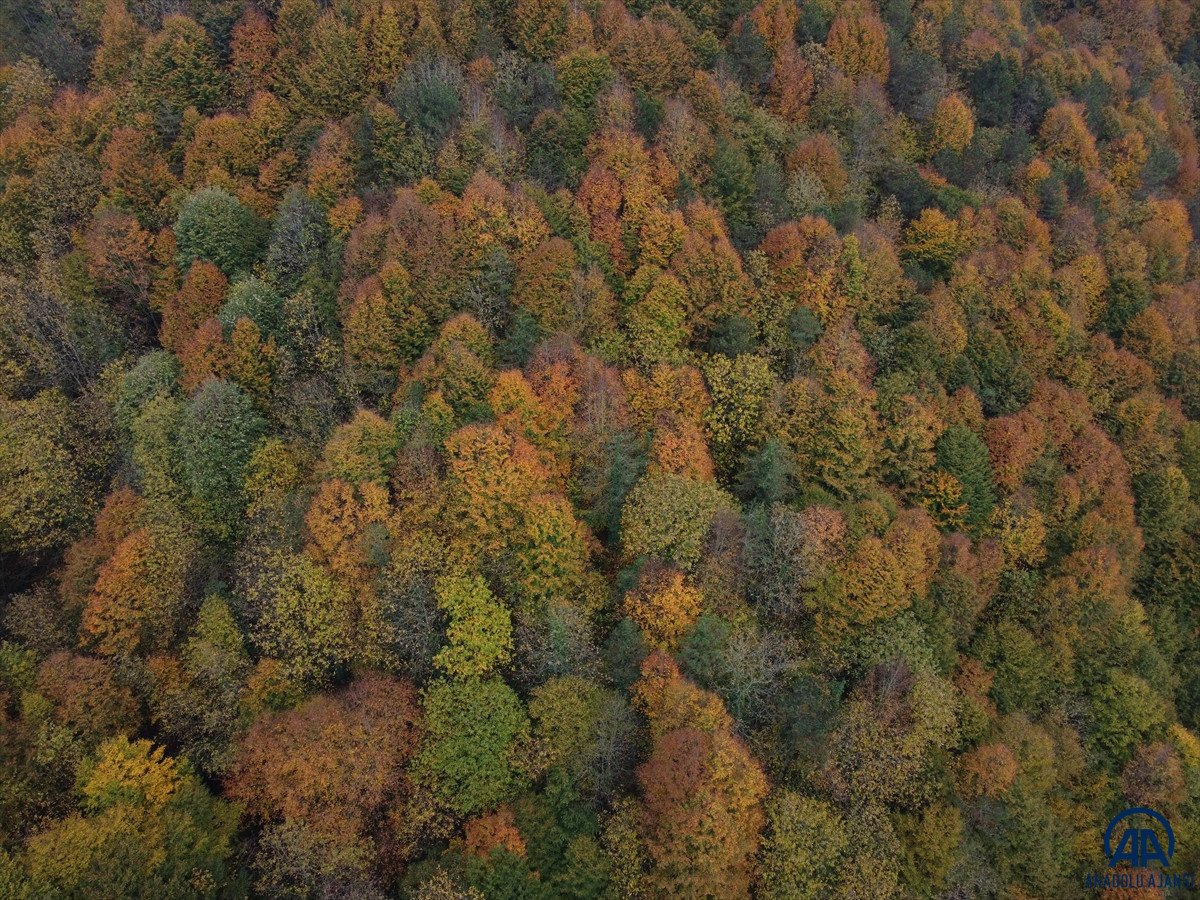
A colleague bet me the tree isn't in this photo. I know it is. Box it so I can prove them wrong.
[321,409,399,486]
[345,261,424,377]
[935,426,996,529]
[81,521,197,658]
[175,187,262,276]
[147,595,250,775]
[820,662,958,810]
[444,424,548,559]
[100,123,175,226]
[434,575,514,680]
[825,10,889,83]
[512,0,569,60]
[774,370,881,500]
[958,742,1018,800]
[393,56,466,145]
[1121,742,1186,812]
[983,412,1045,493]
[415,677,531,816]
[632,653,768,899]
[415,315,497,421]
[620,473,738,570]
[622,564,702,651]
[160,260,227,355]
[759,791,848,900]
[528,676,637,801]
[229,8,276,101]
[35,652,140,747]
[218,277,281,336]
[625,268,690,366]
[265,188,330,292]
[292,12,368,119]
[21,737,240,897]
[228,674,421,841]
[1038,102,1099,171]
[1089,669,1170,769]
[82,208,156,300]
[0,390,93,555]
[513,238,577,334]
[509,493,598,615]
[135,15,227,115]
[613,17,695,96]
[92,0,147,86]
[703,353,773,475]
[304,478,390,589]
[929,94,975,155]
[246,549,358,689]
[768,44,814,124]
[178,380,267,541]
[902,208,964,275]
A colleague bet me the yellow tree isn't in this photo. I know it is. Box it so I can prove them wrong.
[622,563,702,651]
[929,94,975,155]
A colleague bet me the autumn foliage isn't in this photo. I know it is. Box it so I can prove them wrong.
[2,0,1200,896]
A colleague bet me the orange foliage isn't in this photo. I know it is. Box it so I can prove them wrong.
[464,805,527,858]
[228,673,421,841]
[826,9,890,83]
[161,261,228,355]
[623,563,703,651]
[305,479,391,588]
[958,742,1018,800]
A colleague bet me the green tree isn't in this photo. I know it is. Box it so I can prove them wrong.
[529,676,637,800]
[620,473,738,570]
[175,187,262,277]
[759,791,848,900]
[147,595,251,775]
[247,550,357,689]
[935,426,996,529]
[433,575,513,680]
[292,12,367,118]
[0,390,93,555]
[415,677,531,816]
[1089,669,1170,769]
[136,15,227,115]
[703,353,773,475]
[178,380,266,541]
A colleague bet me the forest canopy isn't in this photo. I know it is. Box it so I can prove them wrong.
[2,0,1200,896]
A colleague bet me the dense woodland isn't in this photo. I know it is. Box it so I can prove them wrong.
[1,0,1200,896]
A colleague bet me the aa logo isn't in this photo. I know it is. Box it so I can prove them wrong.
[1104,807,1174,869]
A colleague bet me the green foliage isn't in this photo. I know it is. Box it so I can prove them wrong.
[529,676,637,799]
[416,678,531,815]
[175,187,262,276]
[433,575,513,680]
[1088,669,1171,769]
[620,473,738,569]
[759,791,848,900]
[0,390,92,554]
[935,426,996,529]
[218,277,282,336]
[703,353,773,474]
[136,15,227,115]
[248,550,357,689]
[321,409,399,485]
[115,352,180,434]
[20,737,241,897]
[178,380,266,541]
